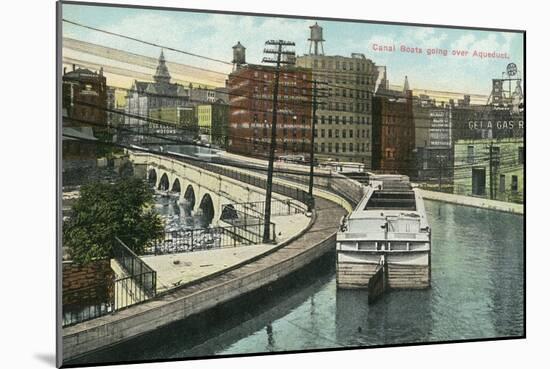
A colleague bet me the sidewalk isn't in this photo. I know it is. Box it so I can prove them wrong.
[419,189,524,215]
[142,213,311,292]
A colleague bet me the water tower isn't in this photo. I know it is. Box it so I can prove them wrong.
[308,22,325,55]
[232,41,246,70]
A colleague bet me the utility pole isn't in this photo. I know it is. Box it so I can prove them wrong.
[262,40,296,243]
[488,141,500,200]
[307,79,318,212]
[436,154,444,192]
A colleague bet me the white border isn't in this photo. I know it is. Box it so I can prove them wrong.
[1,0,546,368]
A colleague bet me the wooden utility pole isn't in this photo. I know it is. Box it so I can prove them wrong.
[307,80,318,211]
[262,40,296,243]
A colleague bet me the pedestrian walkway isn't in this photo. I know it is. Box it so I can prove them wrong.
[143,213,311,292]
[419,189,524,214]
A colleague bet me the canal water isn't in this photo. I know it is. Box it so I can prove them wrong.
[71,200,524,365]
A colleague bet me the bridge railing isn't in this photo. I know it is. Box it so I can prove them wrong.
[221,199,305,220]
[142,222,276,256]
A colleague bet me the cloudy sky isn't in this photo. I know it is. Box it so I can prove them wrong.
[62,3,524,95]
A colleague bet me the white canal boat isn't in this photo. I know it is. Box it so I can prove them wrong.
[336,175,431,290]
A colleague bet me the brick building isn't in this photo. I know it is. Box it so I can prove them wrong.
[372,88,415,177]
[226,48,313,159]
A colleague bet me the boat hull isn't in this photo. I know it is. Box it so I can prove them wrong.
[336,250,430,289]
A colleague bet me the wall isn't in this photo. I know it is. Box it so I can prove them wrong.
[62,259,114,306]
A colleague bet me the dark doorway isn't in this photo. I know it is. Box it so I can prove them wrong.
[472,168,486,196]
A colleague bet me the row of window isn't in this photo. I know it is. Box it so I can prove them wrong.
[312,58,371,73]
[315,142,369,153]
[252,114,307,125]
[322,101,370,113]
[253,128,307,138]
[319,115,370,125]
[314,128,370,139]
[499,174,519,193]
[252,71,309,81]
[326,88,370,99]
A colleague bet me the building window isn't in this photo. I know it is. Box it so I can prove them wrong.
[467,145,474,164]
[335,129,339,138]
[349,142,354,152]
[342,143,346,153]
[328,143,332,152]
[349,129,353,138]
[342,130,345,138]
[328,129,332,138]
[511,175,518,193]
[321,129,325,138]
[335,143,339,153]
[321,143,325,152]
[499,175,506,193]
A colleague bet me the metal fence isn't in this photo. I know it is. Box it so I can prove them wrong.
[142,222,276,256]
[221,199,305,220]
[62,284,114,327]
[113,237,157,301]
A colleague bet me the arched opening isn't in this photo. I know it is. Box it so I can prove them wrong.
[147,169,157,186]
[158,173,169,191]
[220,204,238,221]
[183,185,196,210]
[198,194,215,227]
[172,178,181,193]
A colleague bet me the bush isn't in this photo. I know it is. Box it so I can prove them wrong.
[63,177,164,264]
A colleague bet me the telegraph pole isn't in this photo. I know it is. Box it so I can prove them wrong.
[488,142,493,200]
[436,154,444,192]
[307,79,318,212]
[262,40,296,243]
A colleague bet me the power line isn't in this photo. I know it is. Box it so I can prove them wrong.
[63,19,233,66]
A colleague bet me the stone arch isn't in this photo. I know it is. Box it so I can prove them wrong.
[198,193,215,227]
[220,204,238,221]
[183,185,196,210]
[172,178,181,193]
[147,168,157,186]
[158,173,169,191]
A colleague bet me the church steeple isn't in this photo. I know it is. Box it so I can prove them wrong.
[153,49,171,84]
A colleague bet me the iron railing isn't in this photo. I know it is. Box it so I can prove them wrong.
[221,199,305,221]
[113,237,157,300]
[62,283,114,327]
[142,222,276,256]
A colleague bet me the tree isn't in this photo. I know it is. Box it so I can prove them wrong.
[63,177,164,264]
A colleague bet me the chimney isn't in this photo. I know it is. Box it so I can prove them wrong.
[72,64,76,71]
[63,67,66,75]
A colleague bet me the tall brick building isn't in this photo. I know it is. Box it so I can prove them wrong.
[372,88,416,177]
[226,44,313,159]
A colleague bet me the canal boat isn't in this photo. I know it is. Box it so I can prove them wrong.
[336,174,431,290]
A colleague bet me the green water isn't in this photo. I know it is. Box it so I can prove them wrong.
[71,200,524,364]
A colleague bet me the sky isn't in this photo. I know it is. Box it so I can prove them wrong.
[62,3,524,96]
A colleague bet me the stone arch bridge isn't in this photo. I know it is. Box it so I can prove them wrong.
[128,151,304,225]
